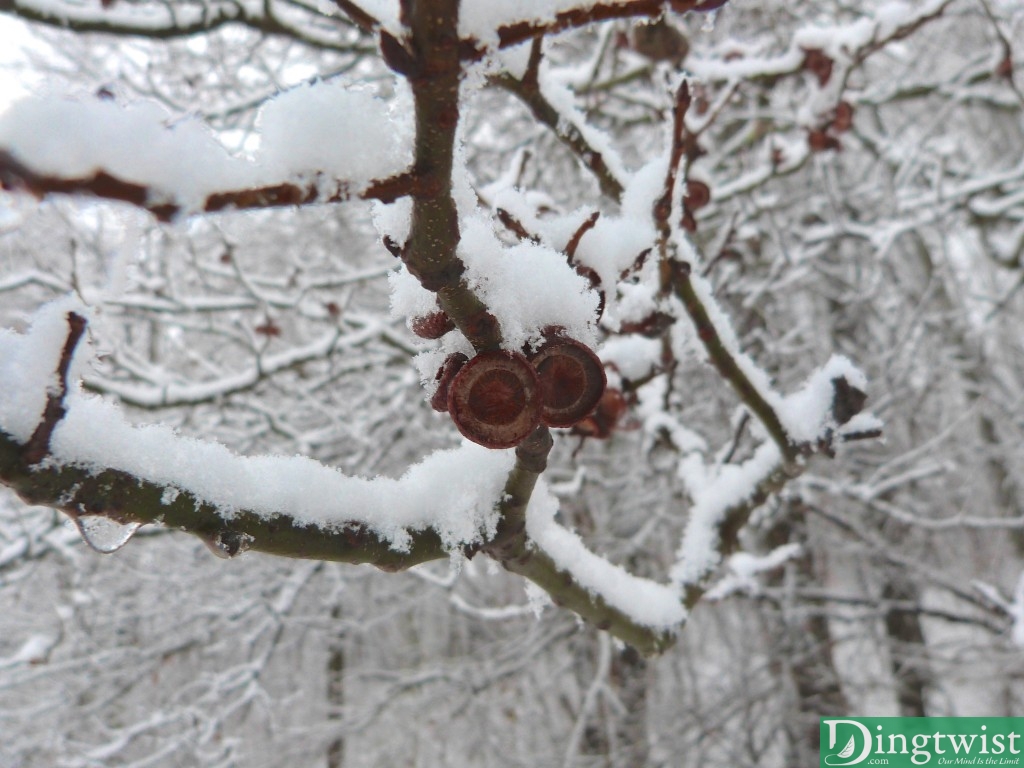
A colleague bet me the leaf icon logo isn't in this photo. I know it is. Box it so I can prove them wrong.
[825,734,862,765]
[837,736,856,758]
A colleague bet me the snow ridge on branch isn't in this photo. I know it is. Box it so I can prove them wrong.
[0,86,415,218]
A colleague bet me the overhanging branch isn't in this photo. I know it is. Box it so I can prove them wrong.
[2,428,451,570]
[461,0,722,60]
[0,0,364,51]
[0,151,419,221]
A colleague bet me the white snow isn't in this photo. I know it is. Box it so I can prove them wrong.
[0,298,515,553]
[0,633,58,668]
[671,440,782,588]
[1,299,695,629]
[465,226,600,350]
[706,543,803,600]
[388,216,603,352]
[459,0,602,47]
[526,481,686,630]
[777,354,867,443]
[689,0,951,82]
[599,336,661,381]
[0,98,253,209]
[258,80,413,187]
[1013,573,1024,649]
[0,80,413,213]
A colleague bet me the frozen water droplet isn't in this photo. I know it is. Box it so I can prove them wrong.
[701,10,719,32]
[203,530,255,559]
[74,515,142,554]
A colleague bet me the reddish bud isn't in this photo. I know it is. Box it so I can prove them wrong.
[619,311,675,338]
[379,30,420,78]
[684,179,711,211]
[997,53,1013,80]
[832,101,854,133]
[530,338,606,428]
[382,235,403,257]
[808,130,842,153]
[412,310,455,340]
[572,388,628,439]
[254,321,281,337]
[431,352,468,413]
[802,48,833,87]
[447,350,541,448]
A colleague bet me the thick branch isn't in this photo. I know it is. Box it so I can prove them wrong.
[400,0,501,350]
[501,541,675,656]
[486,426,553,560]
[0,151,418,221]
[483,427,676,656]
[1,429,449,570]
[679,460,797,609]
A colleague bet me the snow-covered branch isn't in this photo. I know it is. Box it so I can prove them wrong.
[460,0,725,58]
[491,40,628,201]
[0,87,415,219]
[0,0,364,50]
[0,302,686,653]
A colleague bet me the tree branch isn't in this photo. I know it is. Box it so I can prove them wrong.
[668,260,796,459]
[460,0,717,60]
[398,0,501,351]
[0,151,419,221]
[2,428,451,570]
[1,311,683,654]
[0,0,360,51]
[23,312,86,465]
[492,67,626,202]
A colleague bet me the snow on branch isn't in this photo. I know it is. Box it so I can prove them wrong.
[0,0,363,50]
[491,39,628,201]
[0,85,415,219]
[0,300,689,654]
[0,299,514,558]
[459,0,726,57]
[687,0,955,82]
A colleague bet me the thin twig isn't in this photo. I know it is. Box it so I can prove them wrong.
[24,312,87,465]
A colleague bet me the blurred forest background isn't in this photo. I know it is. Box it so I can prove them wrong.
[1,1,1023,766]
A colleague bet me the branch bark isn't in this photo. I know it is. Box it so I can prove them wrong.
[492,55,626,202]
[0,151,419,221]
[397,0,501,351]
[460,0,717,60]
[0,0,364,50]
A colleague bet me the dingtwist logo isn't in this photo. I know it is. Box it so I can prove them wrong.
[823,719,872,766]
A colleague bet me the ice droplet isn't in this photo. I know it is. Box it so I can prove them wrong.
[203,530,255,559]
[701,10,719,32]
[74,515,142,554]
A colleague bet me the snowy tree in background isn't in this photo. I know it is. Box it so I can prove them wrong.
[0,1,1022,766]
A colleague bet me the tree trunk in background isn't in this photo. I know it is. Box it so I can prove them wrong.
[327,605,345,768]
[610,646,649,768]
[881,577,929,717]
[764,503,848,765]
